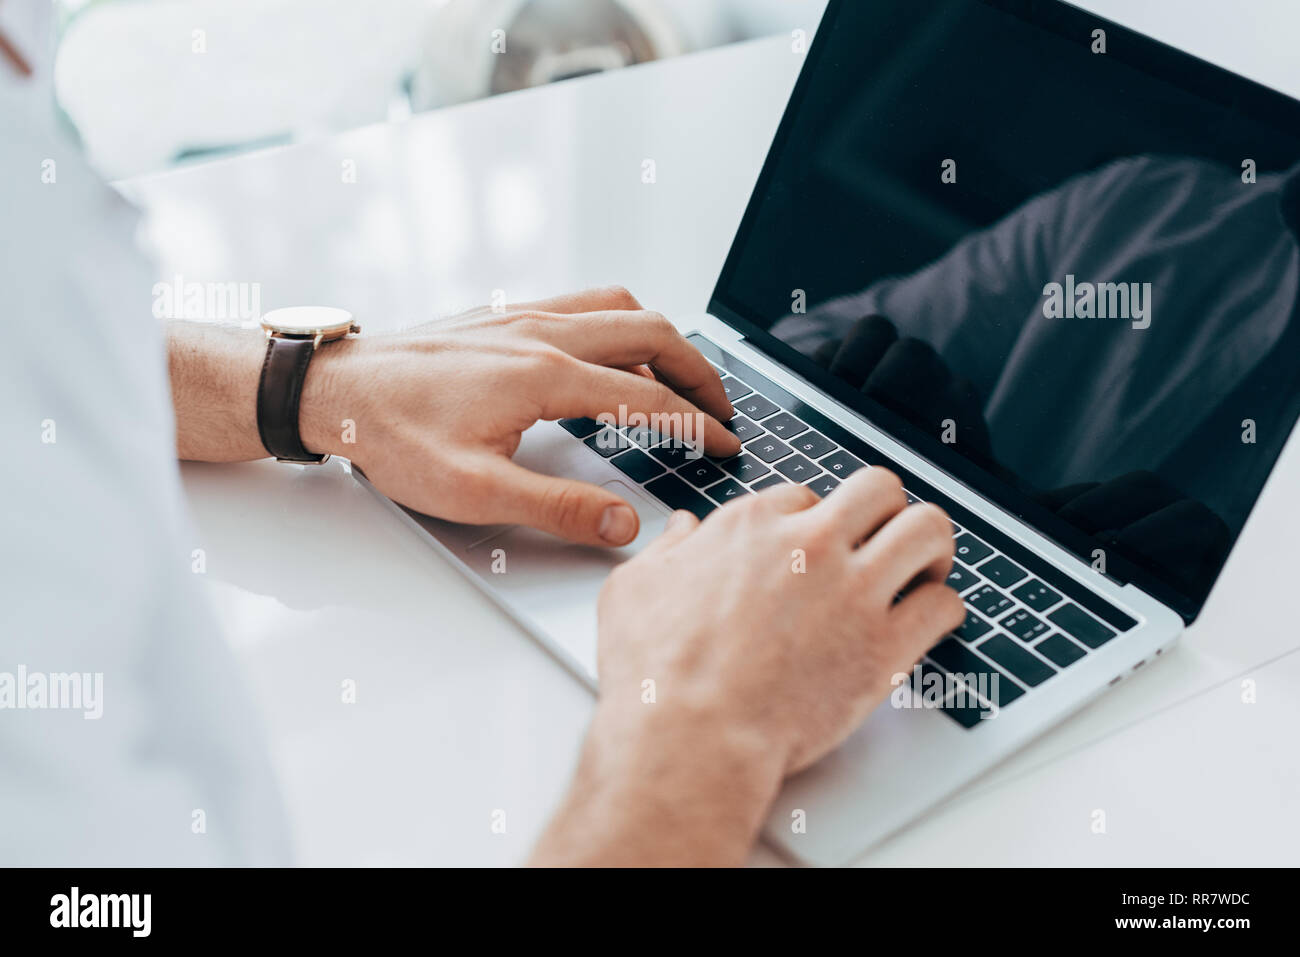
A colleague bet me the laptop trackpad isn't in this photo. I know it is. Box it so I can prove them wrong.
[463,480,667,679]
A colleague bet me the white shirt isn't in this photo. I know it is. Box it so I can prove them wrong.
[0,0,287,864]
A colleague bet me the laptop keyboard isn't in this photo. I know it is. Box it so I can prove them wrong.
[557,337,1135,729]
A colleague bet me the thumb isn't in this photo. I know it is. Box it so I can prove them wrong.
[490,461,641,547]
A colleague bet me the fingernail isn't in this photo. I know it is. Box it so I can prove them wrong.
[665,509,689,532]
[599,504,637,545]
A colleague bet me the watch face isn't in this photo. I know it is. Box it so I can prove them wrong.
[261,306,355,337]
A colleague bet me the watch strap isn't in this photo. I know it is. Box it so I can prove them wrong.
[257,336,326,463]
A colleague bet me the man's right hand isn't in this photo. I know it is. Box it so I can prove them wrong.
[531,469,964,866]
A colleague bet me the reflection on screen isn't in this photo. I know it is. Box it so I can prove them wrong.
[716,0,1300,609]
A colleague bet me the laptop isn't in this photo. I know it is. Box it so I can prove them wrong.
[361,0,1300,865]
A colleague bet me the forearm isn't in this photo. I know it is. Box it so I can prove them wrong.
[530,703,785,867]
[166,321,347,462]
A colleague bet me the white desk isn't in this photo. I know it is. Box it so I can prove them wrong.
[121,34,1300,867]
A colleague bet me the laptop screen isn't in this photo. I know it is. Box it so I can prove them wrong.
[709,0,1300,620]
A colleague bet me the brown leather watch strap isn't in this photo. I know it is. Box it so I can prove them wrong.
[257,336,326,463]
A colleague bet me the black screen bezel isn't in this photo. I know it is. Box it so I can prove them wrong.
[707,0,1300,623]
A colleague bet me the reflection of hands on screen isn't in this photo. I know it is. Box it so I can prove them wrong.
[1035,471,1231,599]
[812,313,993,460]
[812,316,1230,596]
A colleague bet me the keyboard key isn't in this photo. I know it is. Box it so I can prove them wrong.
[1035,632,1087,667]
[999,608,1049,643]
[720,377,752,401]
[954,608,992,642]
[1012,578,1062,612]
[937,695,991,729]
[720,454,771,483]
[806,474,840,498]
[774,454,822,482]
[792,431,837,459]
[927,638,1024,707]
[744,436,793,463]
[558,417,602,438]
[950,521,962,536]
[945,562,981,593]
[644,474,714,520]
[679,459,726,488]
[734,394,780,420]
[584,428,630,457]
[1048,603,1118,649]
[705,479,750,504]
[907,659,950,697]
[953,533,994,564]
[611,449,665,484]
[625,426,659,449]
[978,554,1028,588]
[905,491,921,505]
[650,443,694,468]
[751,475,789,491]
[977,633,1056,687]
[762,412,808,439]
[820,449,866,479]
[909,661,985,728]
[967,584,1013,619]
[724,416,765,442]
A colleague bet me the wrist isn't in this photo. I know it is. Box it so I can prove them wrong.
[297,336,362,460]
[533,700,787,866]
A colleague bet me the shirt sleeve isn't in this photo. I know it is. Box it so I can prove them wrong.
[0,76,288,865]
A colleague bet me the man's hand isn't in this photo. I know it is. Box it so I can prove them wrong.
[531,469,965,866]
[168,287,740,546]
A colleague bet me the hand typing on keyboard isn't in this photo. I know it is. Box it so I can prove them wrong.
[293,286,741,545]
[531,467,964,866]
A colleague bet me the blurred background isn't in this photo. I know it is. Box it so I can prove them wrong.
[50,0,1300,183]
[51,0,830,180]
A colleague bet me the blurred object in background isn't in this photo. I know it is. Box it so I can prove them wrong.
[51,0,828,180]
[54,0,434,180]
[409,0,831,110]
[409,0,718,111]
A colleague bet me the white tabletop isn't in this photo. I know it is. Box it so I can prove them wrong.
[122,33,1300,866]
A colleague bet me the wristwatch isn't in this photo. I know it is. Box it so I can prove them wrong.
[257,306,360,464]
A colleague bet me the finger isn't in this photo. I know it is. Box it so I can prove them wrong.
[864,337,950,410]
[748,481,821,515]
[1056,470,1181,533]
[829,315,896,389]
[641,509,701,555]
[542,361,741,458]
[486,460,641,547]
[508,285,642,315]
[812,337,840,370]
[856,503,955,598]
[811,466,908,545]
[522,311,734,424]
[889,581,966,656]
